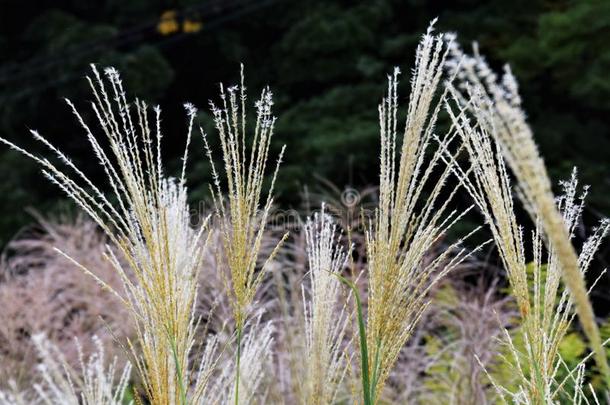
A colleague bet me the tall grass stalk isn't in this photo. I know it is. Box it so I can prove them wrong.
[444,75,610,402]
[202,65,287,404]
[445,39,610,384]
[362,22,479,401]
[0,66,221,404]
[300,206,351,404]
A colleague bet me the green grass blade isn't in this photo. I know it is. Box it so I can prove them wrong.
[166,326,188,405]
[370,338,382,400]
[235,326,242,405]
[333,273,373,405]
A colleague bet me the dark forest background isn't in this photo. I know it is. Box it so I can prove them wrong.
[0,0,608,253]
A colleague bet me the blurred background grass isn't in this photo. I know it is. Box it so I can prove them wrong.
[0,0,608,251]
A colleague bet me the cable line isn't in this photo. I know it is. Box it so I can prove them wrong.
[0,0,260,85]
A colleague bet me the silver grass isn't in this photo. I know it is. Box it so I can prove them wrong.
[199,314,274,405]
[364,22,480,400]
[0,216,132,387]
[0,335,131,405]
[445,38,610,382]
[444,85,609,402]
[0,65,220,404]
[203,66,287,330]
[227,318,274,405]
[299,205,351,405]
[202,65,286,403]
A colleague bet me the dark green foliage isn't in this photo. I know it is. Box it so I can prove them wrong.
[0,0,609,248]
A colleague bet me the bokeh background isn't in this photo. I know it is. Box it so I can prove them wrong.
[0,0,608,272]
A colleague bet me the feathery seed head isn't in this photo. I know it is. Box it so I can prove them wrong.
[300,205,351,405]
[203,66,287,330]
[365,21,476,400]
[0,65,219,405]
[445,47,610,399]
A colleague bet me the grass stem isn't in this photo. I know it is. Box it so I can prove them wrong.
[333,273,376,405]
[235,325,242,405]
